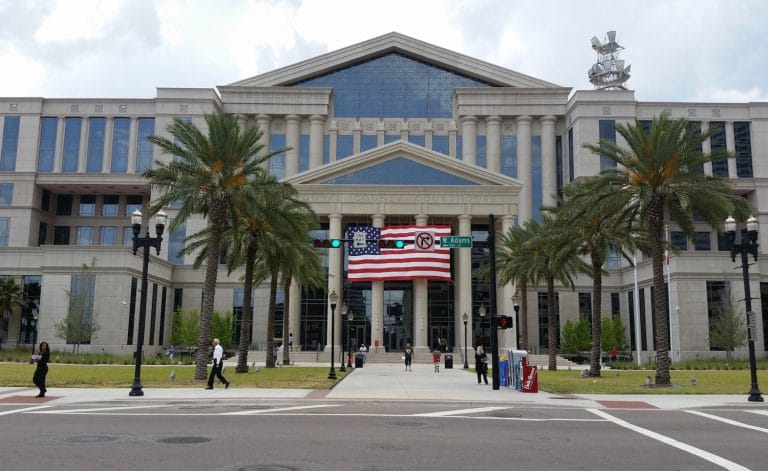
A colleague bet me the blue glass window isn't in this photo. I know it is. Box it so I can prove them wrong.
[687,122,704,174]
[86,117,106,173]
[125,195,142,216]
[409,135,425,148]
[56,194,73,216]
[136,118,154,172]
[299,134,310,172]
[694,232,711,251]
[123,227,134,246]
[671,231,687,250]
[361,135,377,153]
[38,117,57,172]
[710,122,727,177]
[111,117,130,173]
[432,135,449,156]
[0,183,12,206]
[599,120,616,170]
[734,122,753,178]
[556,136,563,196]
[324,157,478,185]
[501,136,517,178]
[54,226,71,245]
[0,116,20,171]
[476,136,486,168]
[337,135,354,160]
[0,217,8,246]
[100,226,116,246]
[532,136,542,221]
[76,226,93,246]
[269,134,286,179]
[384,134,399,145]
[79,195,96,216]
[291,53,494,119]
[168,220,186,264]
[323,135,330,165]
[102,195,119,216]
[456,136,463,160]
[62,117,81,172]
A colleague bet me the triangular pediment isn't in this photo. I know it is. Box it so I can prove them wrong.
[228,32,559,89]
[284,141,522,189]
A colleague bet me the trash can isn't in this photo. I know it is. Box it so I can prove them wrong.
[355,353,364,368]
[444,354,453,369]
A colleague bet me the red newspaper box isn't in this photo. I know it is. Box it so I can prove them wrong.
[521,364,538,393]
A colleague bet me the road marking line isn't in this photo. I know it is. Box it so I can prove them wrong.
[588,409,750,471]
[687,410,768,434]
[32,405,170,414]
[222,404,340,415]
[0,405,51,416]
[413,406,510,417]
[748,410,768,417]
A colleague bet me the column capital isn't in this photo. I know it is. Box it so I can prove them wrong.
[285,114,301,124]
[460,115,478,124]
[516,115,532,124]
[457,214,472,224]
[415,214,428,226]
[329,213,343,223]
[486,115,502,124]
[371,214,385,227]
[540,115,557,124]
[309,114,326,124]
[255,114,271,122]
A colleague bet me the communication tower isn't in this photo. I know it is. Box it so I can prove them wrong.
[588,31,631,90]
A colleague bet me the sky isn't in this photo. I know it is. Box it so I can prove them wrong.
[1,0,767,103]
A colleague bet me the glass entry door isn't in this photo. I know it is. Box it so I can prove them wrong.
[383,286,412,351]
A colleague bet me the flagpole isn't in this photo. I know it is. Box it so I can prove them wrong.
[665,225,676,363]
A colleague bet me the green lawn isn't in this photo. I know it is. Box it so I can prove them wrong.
[0,363,346,389]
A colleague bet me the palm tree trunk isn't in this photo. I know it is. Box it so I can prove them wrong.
[265,272,278,368]
[650,205,671,385]
[588,249,603,377]
[282,275,292,366]
[236,242,257,373]
[547,276,557,371]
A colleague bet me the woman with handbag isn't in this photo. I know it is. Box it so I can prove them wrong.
[33,341,50,397]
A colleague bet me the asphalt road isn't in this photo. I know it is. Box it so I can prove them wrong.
[2,399,767,470]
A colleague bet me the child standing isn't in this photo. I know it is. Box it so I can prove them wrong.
[432,349,442,373]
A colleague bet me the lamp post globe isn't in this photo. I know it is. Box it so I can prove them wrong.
[478,304,487,346]
[328,290,338,380]
[462,313,469,369]
[725,215,763,402]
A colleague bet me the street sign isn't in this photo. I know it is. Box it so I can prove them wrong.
[414,231,435,252]
[439,236,473,248]
[352,231,367,248]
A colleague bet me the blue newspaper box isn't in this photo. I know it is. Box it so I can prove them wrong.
[499,352,510,387]
[511,350,528,391]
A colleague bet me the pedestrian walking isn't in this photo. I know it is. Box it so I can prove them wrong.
[359,344,368,364]
[403,343,413,371]
[475,345,489,385]
[206,338,229,389]
[432,349,442,372]
[168,344,175,361]
[32,341,50,398]
[288,333,293,352]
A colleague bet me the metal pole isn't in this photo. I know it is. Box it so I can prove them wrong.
[328,301,336,380]
[339,314,346,372]
[463,317,469,369]
[740,249,764,402]
[347,322,353,368]
[129,232,150,397]
[488,214,500,390]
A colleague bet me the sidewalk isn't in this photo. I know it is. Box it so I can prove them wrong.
[0,362,762,410]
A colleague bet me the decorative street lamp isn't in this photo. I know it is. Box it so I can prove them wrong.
[129,209,166,397]
[462,313,469,369]
[29,305,40,363]
[512,292,521,350]
[346,308,354,368]
[328,290,338,380]
[478,304,487,346]
[340,303,348,372]
[725,215,764,402]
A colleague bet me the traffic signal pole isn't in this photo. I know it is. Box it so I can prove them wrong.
[488,214,500,390]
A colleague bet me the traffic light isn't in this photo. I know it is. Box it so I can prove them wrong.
[492,315,513,330]
[378,239,406,249]
[312,239,343,248]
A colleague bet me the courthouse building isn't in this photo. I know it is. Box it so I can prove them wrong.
[0,32,766,361]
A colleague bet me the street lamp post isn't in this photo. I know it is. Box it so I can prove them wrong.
[725,215,764,402]
[29,307,40,363]
[340,304,348,372]
[129,209,166,397]
[478,305,487,347]
[512,292,521,350]
[462,313,469,369]
[328,290,338,380]
[346,308,354,368]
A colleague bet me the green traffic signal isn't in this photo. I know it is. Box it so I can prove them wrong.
[393,240,405,249]
[330,239,342,248]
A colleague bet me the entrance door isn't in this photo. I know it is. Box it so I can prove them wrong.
[430,326,450,351]
[383,287,412,351]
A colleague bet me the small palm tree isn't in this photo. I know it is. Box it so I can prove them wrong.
[144,113,278,380]
[0,277,22,350]
[585,114,751,385]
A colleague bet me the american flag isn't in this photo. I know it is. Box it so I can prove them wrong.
[346,225,453,282]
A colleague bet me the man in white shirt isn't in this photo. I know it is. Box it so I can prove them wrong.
[206,338,230,389]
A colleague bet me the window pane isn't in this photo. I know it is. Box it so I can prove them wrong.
[56,194,73,216]
[77,226,93,245]
[102,195,119,216]
[0,116,20,171]
[125,195,142,216]
[62,117,82,172]
[124,227,134,246]
[0,217,9,246]
[86,117,106,173]
[53,226,70,245]
[0,183,12,207]
[135,118,154,172]
[38,117,57,172]
[79,195,96,216]
[111,117,130,173]
[100,227,116,245]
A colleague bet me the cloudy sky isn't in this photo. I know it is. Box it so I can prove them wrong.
[1,0,766,102]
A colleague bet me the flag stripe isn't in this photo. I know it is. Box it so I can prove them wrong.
[346,224,453,282]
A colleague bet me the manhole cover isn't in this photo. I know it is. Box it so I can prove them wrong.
[158,436,212,444]
[65,435,117,443]
[386,421,426,427]
[237,466,297,471]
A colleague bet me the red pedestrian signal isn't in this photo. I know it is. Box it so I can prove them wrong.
[492,315,512,330]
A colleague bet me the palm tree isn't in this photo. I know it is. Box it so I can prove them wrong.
[0,277,22,350]
[553,177,644,377]
[585,114,751,385]
[144,113,278,380]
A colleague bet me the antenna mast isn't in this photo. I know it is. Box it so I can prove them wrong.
[588,31,631,90]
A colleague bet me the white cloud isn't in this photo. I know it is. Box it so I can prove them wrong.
[691,86,768,103]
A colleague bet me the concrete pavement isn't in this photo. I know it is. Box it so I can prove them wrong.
[0,361,763,410]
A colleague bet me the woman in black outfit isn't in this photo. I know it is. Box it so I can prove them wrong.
[475,345,489,385]
[33,341,50,397]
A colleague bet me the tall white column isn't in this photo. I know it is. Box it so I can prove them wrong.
[77,117,89,173]
[499,215,517,351]
[516,116,533,221]
[127,117,138,173]
[456,214,473,353]
[285,115,301,177]
[413,214,429,353]
[309,115,325,169]
[255,114,272,172]
[486,116,501,172]
[102,117,113,173]
[461,116,478,166]
[541,115,557,208]
[371,214,385,353]
[726,121,737,178]
[326,213,343,352]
